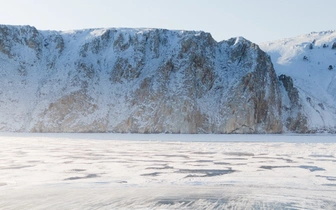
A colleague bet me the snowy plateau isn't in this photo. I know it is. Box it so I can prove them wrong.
[1,25,336,133]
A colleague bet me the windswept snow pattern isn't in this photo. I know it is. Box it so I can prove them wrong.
[0,134,336,209]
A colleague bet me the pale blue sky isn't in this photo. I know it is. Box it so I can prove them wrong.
[1,0,335,43]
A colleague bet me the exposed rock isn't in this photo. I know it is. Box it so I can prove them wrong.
[32,91,106,132]
[279,74,299,105]
[278,74,308,133]
[0,25,283,133]
[332,42,336,49]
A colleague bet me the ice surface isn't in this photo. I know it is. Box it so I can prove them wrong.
[0,133,336,209]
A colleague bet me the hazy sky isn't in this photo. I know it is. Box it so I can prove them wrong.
[1,0,335,43]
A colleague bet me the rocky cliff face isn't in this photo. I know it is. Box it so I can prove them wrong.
[0,25,283,133]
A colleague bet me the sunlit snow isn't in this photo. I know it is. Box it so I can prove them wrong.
[0,133,335,209]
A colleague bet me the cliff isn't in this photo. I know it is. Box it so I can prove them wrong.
[0,25,298,133]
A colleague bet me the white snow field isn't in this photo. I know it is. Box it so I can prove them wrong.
[260,31,336,131]
[0,133,336,209]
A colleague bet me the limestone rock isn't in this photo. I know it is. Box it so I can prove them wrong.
[278,74,308,133]
[0,25,283,133]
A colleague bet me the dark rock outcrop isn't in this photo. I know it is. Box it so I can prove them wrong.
[0,25,283,133]
[279,74,308,132]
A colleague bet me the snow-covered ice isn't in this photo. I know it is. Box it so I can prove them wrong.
[0,133,336,209]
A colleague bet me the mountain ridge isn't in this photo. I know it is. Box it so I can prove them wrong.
[1,25,335,133]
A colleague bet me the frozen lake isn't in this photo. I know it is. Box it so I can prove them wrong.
[1,133,336,209]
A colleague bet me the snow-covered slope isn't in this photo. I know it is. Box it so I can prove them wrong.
[0,25,282,133]
[260,31,336,133]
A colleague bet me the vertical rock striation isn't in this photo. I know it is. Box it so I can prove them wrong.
[0,25,283,133]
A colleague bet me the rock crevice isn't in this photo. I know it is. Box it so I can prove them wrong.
[0,25,289,133]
